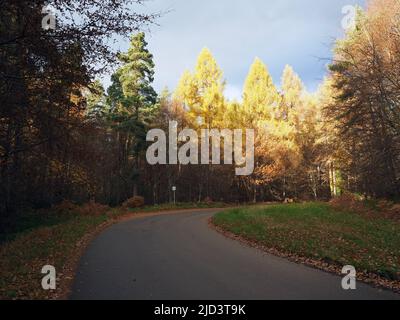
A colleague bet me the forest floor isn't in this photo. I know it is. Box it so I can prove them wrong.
[212,202,400,292]
[0,202,230,300]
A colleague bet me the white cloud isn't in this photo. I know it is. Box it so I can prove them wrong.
[105,0,365,95]
[225,84,243,102]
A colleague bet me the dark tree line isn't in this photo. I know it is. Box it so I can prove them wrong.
[0,1,159,218]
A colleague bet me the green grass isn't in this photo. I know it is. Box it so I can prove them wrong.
[0,202,230,299]
[213,202,400,280]
[0,213,108,299]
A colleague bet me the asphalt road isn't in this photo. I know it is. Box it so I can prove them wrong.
[71,209,400,300]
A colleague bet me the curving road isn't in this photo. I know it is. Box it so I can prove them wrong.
[71,209,400,300]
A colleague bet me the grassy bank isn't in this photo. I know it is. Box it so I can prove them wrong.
[213,202,400,281]
[0,202,228,300]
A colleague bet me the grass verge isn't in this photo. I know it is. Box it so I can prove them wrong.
[212,202,400,287]
[0,202,228,300]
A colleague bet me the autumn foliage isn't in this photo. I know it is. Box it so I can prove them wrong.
[1,0,399,223]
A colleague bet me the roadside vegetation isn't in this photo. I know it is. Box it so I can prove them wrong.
[1,0,399,300]
[0,201,229,300]
[213,201,400,282]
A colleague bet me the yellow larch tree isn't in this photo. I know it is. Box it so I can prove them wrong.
[174,48,226,128]
[242,58,279,127]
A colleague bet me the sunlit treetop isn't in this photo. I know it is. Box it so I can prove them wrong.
[242,58,279,123]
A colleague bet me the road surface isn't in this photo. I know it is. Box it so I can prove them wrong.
[71,209,400,300]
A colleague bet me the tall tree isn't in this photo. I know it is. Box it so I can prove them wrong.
[281,65,305,123]
[175,48,225,128]
[242,58,279,126]
[108,32,158,197]
[326,0,400,198]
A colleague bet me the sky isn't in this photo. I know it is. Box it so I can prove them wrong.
[103,0,365,100]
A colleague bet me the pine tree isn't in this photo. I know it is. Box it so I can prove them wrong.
[85,80,108,120]
[118,33,158,118]
[107,32,158,197]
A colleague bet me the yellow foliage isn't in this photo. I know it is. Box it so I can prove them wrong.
[174,48,225,128]
[242,58,279,125]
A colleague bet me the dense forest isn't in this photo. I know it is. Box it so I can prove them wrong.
[1,0,399,220]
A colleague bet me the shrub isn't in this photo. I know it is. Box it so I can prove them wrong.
[377,200,394,211]
[52,200,78,213]
[123,196,145,209]
[77,201,110,216]
[330,194,400,221]
[329,193,365,212]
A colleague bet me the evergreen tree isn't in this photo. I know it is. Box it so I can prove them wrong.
[85,80,108,121]
[118,33,158,119]
[108,32,158,196]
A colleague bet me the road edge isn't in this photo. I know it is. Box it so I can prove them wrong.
[208,216,400,295]
[61,208,226,300]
